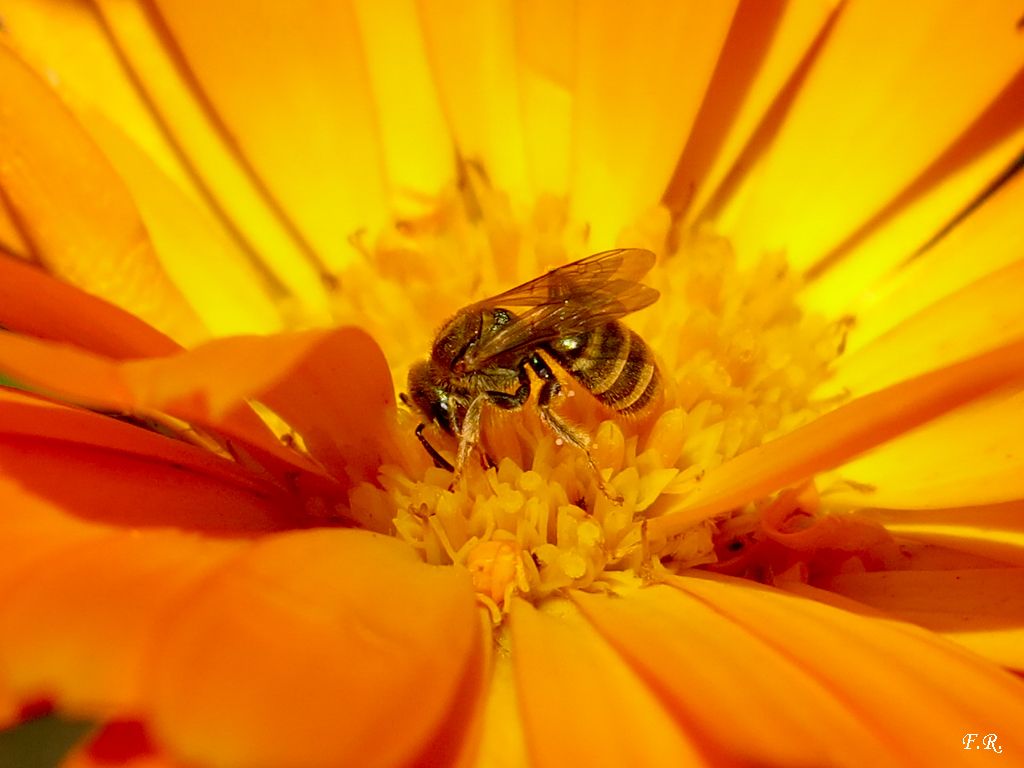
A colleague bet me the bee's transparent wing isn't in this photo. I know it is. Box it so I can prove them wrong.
[463,249,659,367]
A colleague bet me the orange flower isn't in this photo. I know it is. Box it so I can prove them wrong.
[1,2,1023,766]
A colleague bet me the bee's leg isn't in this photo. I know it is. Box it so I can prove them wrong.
[528,355,623,504]
[451,395,485,490]
[415,423,454,472]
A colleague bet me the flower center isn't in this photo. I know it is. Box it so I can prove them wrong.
[337,174,846,621]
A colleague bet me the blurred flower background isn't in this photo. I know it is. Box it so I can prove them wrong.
[0,0,1023,766]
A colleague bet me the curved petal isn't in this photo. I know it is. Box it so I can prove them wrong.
[148,530,478,768]
[673,573,1024,764]
[0,478,246,716]
[0,256,180,359]
[572,585,892,765]
[0,328,394,490]
[570,1,738,247]
[92,0,332,319]
[0,389,299,533]
[151,0,389,271]
[0,39,204,343]
[509,598,704,767]
[728,0,1024,271]
[649,338,1024,540]
[812,569,1024,671]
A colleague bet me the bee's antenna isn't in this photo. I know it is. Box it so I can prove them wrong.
[415,423,454,472]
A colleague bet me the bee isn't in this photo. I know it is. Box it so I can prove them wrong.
[402,248,661,494]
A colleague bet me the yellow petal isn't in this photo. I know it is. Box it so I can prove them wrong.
[813,569,1024,671]
[570,1,738,247]
[509,598,703,767]
[80,111,284,336]
[514,0,574,198]
[351,0,454,218]
[727,0,1024,270]
[418,0,531,202]
[668,0,841,223]
[827,259,1024,396]
[649,338,1024,540]
[800,76,1024,315]
[675,573,1024,763]
[0,0,197,200]
[828,386,1024,509]
[846,166,1024,355]
[152,0,389,271]
[93,0,332,318]
[866,503,1024,567]
[0,40,204,343]
[572,586,891,765]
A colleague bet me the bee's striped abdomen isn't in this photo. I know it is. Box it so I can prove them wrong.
[545,321,659,414]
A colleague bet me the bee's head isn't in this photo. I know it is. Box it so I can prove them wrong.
[404,360,459,434]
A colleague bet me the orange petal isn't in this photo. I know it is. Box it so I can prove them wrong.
[0,388,298,533]
[509,598,704,767]
[728,0,1024,271]
[416,609,492,768]
[0,328,393,490]
[62,721,186,768]
[827,386,1024,509]
[649,337,1024,540]
[847,166,1024,356]
[570,1,738,247]
[0,255,180,358]
[0,479,246,716]
[92,0,332,319]
[572,585,892,765]
[148,530,478,768]
[812,569,1024,671]
[80,112,284,336]
[0,39,204,343]
[673,572,1024,763]
[152,0,388,271]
